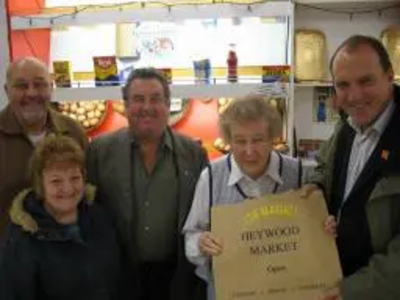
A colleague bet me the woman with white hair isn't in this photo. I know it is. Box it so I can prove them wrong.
[183,94,303,299]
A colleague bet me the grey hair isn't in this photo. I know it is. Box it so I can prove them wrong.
[219,94,282,142]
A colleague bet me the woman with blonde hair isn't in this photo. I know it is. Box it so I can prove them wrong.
[0,135,126,300]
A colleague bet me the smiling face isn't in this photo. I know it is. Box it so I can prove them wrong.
[42,162,84,219]
[229,118,273,180]
[124,78,169,142]
[5,58,52,129]
[332,44,394,128]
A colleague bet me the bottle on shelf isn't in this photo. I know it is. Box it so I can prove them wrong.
[227,43,238,83]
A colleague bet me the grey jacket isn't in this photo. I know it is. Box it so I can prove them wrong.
[86,127,208,300]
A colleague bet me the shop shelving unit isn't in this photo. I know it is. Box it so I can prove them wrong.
[6,0,399,154]
[9,0,298,154]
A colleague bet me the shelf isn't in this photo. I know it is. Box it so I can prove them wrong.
[295,82,333,88]
[11,1,294,30]
[52,81,345,101]
[57,81,400,100]
[295,0,398,10]
[296,81,400,88]
[296,0,397,4]
[52,83,283,102]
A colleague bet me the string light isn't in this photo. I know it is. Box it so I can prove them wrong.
[298,2,399,15]
[13,0,266,25]
[11,1,400,27]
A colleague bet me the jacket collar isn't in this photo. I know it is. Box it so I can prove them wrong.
[9,184,96,235]
[336,84,400,202]
[227,151,283,186]
[112,127,191,231]
[394,84,400,106]
[0,105,70,135]
[130,128,174,151]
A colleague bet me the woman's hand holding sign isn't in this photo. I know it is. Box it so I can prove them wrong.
[199,231,223,257]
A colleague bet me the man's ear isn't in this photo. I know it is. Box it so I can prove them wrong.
[387,67,395,82]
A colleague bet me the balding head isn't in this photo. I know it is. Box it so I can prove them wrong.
[330,35,393,77]
[6,57,50,84]
[4,57,53,132]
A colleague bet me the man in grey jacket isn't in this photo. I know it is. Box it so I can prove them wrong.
[86,68,208,300]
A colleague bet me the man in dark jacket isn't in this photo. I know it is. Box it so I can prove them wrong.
[86,68,208,300]
[305,35,400,300]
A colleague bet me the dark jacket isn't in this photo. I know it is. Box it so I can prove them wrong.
[0,185,125,300]
[0,106,88,238]
[86,127,208,300]
[313,84,400,299]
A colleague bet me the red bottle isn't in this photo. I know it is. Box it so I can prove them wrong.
[227,44,238,83]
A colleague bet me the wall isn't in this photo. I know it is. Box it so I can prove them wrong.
[7,0,51,64]
[49,19,288,74]
[50,24,117,72]
[294,6,399,141]
[8,0,45,14]
[0,0,10,109]
[46,0,126,6]
[11,30,51,64]
[7,1,399,143]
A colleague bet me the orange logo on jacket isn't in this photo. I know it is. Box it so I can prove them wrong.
[381,150,389,161]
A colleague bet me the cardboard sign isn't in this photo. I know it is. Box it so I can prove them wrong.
[211,190,342,300]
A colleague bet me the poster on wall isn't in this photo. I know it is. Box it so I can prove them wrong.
[135,22,177,67]
[133,18,288,69]
[312,87,339,123]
